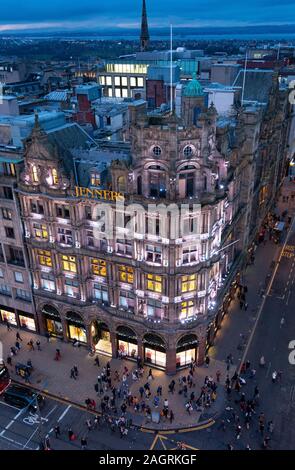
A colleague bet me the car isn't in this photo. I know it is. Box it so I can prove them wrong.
[2,384,45,412]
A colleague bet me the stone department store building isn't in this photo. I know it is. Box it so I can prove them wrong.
[13,74,291,374]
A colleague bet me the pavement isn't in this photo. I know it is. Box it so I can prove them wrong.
[0,326,231,431]
[0,185,294,449]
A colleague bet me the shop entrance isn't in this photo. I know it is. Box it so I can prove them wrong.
[66,311,87,343]
[42,305,63,338]
[91,321,112,356]
[176,334,198,368]
[143,333,166,369]
[116,326,138,359]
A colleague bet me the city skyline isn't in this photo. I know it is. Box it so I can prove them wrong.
[0,0,294,33]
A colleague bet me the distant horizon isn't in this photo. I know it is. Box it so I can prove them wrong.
[0,0,295,34]
[1,23,295,37]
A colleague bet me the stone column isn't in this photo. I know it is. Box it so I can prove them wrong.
[165,347,176,375]
[110,331,118,358]
[196,335,207,366]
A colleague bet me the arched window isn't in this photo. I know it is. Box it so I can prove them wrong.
[52,168,58,185]
[32,165,39,183]
[117,176,126,192]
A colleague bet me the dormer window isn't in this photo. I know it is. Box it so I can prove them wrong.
[32,165,39,183]
[52,168,58,185]
[90,172,101,187]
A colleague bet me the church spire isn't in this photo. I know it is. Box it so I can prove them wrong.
[140,0,149,52]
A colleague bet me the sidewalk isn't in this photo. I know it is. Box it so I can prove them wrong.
[0,326,230,431]
[1,198,291,432]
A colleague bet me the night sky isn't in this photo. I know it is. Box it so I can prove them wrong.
[0,0,294,32]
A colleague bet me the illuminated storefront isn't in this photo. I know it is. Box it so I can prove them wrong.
[18,311,36,331]
[66,312,87,343]
[0,306,17,326]
[92,321,112,356]
[116,326,138,359]
[176,334,198,368]
[42,305,63,338]
[143,333,166,369]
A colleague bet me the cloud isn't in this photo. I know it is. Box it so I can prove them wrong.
[0,0,293,31]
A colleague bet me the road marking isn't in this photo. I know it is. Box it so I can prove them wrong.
[0,408,24,436]
[57,404,71,422]
[238,216,295,373]
[0,433,34,450]
[266,362,272,379]
[0,400,21,411]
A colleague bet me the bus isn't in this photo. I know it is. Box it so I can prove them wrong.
[0,362,11,394]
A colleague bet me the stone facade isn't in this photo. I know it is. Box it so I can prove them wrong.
[12,73,292,375]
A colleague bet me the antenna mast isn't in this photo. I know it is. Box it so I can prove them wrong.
[170,24,173,113]
[241,51,248,106]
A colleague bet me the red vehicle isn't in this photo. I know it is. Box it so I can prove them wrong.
[0,362,11,394]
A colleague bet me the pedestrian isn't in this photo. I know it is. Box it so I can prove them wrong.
[147,369,154,381]
[268,421,274,434]
[70,368,76,379]
[157,385,162,396]
[73,365,79,378]
[15,341,21,351]
[277,370,283,382]
[272,371,277,383]
[244,302,248,311]
[205,355,210,367]
[94,356,100,367]
[164,398,169,409]
[27,340,34,351]
[235,424,242,439]
[6,356,12,366]
[16,332,22,341]
[36,340,41,351]
[239,300,244,309]
[81,437,87,450]
[246,360,251,370]
[280,317,285,328]
[45,332,50,343]
[6,320,12,331]
[45,437,51,450]
[54,425,61,439]
[216,370,221,383]
[55,349,61,361]
[86,419,92,431]
[169,410,174,423]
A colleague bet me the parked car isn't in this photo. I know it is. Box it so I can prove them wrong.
[2,384,45,411]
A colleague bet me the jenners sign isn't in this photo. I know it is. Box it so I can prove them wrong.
[74,186,124,202]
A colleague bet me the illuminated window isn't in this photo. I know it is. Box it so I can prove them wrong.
[121,76,127,86]
[106,76,112,85]
[122,88,128,98]
[179,300,195,320]
[137,77,144,87]
[90,172,101,186]
[99,76,105,85]
[33,223,48,240]
[115,76,120,86]
[181,274,197,293]
[61,255,77,273]
[38,250,52,267]
[115,88,121,98]
[130,77,136,87]
[52,168,58,185]
[108,88,113,97]
[32,165,39,183]
[91,258,107,276]
[146,274,162,293]
[118,265,134,284]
